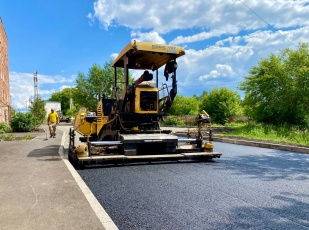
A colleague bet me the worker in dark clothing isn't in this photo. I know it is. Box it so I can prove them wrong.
[134,70,153,87]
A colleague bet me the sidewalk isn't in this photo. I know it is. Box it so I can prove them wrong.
[0,128,112,230]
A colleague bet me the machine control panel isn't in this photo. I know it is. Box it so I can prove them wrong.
[85,112,97,123]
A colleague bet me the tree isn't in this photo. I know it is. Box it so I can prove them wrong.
[74,63,106,111]
[73,60,134,111]
[65,106,78,119]
[29,96,46,128]
[49,87,77,115]
[239,43,309,126]
[169,95,200,115]
[200,88,242,124]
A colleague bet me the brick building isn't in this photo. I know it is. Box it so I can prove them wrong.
[0,17,10,123]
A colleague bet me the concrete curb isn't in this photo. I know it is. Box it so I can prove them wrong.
[212,137,309,154]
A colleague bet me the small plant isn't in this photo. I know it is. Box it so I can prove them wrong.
[225,121,247,127]
[0,133,16,141]
[21,134,34,141]
[161,116,186,126]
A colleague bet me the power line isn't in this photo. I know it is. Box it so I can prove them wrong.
[237,0,298,47]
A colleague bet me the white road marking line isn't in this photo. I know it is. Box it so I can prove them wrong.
[58,128,118,230]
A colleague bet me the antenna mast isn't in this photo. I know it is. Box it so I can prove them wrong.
[34,71,38,99]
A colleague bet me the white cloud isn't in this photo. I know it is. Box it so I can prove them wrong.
[171,28,240,45]
[216,64,234,76]
[110,53,118,60]
[88,0,116,30]
[59,85,73,91]
[131,31,165,44]
[36,74,75,84]
[89,0,309,34]
[198,64,234,81]
[9,72,76,110]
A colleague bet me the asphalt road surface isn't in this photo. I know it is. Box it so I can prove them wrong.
[75,141,309,230]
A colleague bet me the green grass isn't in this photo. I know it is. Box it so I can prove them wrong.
[0,133,34,141]
[21,134,34,140]
[0,134,16,141]
[219,123,309,147]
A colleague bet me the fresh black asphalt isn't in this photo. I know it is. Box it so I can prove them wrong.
[77,142,309,230]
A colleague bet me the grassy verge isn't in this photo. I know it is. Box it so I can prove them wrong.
[219,123,309,147]
[0,133,34,141]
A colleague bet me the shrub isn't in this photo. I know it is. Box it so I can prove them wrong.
[177,115,198,126]
[10,112,36,132]
[0,122,11,134]
[161,116,186,126]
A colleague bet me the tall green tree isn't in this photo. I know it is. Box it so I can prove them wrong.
[240,43,309,125]
[29,96,46,128]
[200,88,242,124]
[74,63,106,110]
[74,60,133,111]
[49,87,77,115]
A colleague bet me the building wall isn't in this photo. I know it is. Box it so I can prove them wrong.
[0,17,10,123]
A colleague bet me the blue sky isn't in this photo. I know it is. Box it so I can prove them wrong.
[1,0,309,112]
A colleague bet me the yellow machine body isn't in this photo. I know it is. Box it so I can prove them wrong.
[74,107,97,136]
[73,41,186,139]
[76,144,89,157]
[68,41,222,165]
[204,142,214,152]
[134,87,158,114]
[95,100,110,135]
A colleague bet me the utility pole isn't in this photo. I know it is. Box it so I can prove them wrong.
[69,87,73,110]
[33,71,38,99]
[25,99,29,111]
